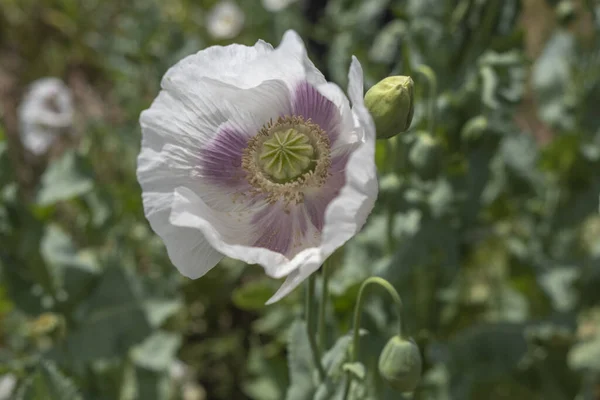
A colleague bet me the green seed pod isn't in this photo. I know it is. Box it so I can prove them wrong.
[364,76,414,140]
[378,335,422,392]
[408,131,442,179]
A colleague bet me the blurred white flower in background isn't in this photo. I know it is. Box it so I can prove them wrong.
[206,1,244,40]
[169,359,191,383]
[262,0,297,12]
[0,374,16,400]
[182,382,206,400]
[18,77,73,155]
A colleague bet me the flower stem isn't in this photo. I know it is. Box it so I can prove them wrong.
[342,277,404,399]
[415,65,437,135]
[318,260,330,352]
[306,273,326,381]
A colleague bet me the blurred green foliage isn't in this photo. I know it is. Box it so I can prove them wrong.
[1,0,600,399]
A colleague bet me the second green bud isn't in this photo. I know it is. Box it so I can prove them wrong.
[378,335,422,392]
[364,76,414,140]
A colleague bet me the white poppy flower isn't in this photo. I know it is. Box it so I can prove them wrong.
[262,0,297,12]
[137,30,377,304]
[18,77,73,155]
[206,1,245,40]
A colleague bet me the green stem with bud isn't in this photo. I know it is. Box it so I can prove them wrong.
[342,277,404,399]
[415,65,437,135]
[306,274,326,381]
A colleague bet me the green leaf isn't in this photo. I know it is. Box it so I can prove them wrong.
[61,268,152,363]
[232,278,275,311]
[142,298,182,329]
[40,224,99,309]
[343,362,366,380]
[41,224,99,274]
[36,151,94,206]
[134,366,170,400]
[447,323,528,395]
[131,331,181,371]
[314,334,354,400]
[322,334,353,378]
[285,320,316,400]
[537,267,579,313]
[15,360,82,400]
[244,342,288,400]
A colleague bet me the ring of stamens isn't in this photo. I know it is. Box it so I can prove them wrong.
[242,115,331,206]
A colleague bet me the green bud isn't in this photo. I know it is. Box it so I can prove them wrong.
[408,131,442,179]
[378,335,422,392]
[365,76,414,140]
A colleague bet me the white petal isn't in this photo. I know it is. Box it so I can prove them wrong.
[161,31,320,91]
[141,189,223,279]
[321,57,377,257]
[162,40,273,89]
[312,82,356,148]
[265,260,321,304]
[272,30,327,87]
[143,78,292,153]
[161,215,224,279]
[348,57,376,139]
[169,187,325,279]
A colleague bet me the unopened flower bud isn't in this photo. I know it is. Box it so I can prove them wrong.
[365,76,414,140]
[378,335,422,392]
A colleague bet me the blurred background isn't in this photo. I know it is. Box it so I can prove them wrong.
[1,0,600,399]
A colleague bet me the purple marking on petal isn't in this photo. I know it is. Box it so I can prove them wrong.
[304,148,353,231]
[201,128,248,188]
[292,81,341,145]
[252,205,294,255]
[298,208,308,236]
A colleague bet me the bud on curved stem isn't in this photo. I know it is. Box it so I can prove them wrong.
[364,76,414,140]
[342,277,405,399]
[378,335,422,392]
